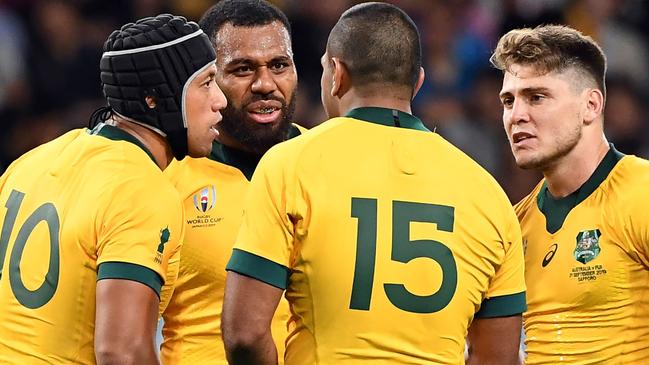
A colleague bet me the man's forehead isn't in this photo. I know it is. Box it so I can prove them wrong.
[501,67,579,96]
[504,63,548,79]
[215,21,291,53]
[505,63,586,82]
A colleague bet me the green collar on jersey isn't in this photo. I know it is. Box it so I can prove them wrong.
[89,123,156,164]
[208,124,302,181]
[537,144,624,233]
[345,107,430,132]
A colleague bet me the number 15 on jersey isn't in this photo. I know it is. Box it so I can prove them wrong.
[349,198,457,314]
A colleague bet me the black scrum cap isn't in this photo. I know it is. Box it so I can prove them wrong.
[100,14,216,159]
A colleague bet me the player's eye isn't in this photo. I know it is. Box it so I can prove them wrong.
[270,62,289,72]
[233,66,253,75]
[202,75,215,88]
[530,94,545,103]
[501,97,514,108]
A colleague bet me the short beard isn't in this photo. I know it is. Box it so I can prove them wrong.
[219,90,297,156]
[516,123,582,171]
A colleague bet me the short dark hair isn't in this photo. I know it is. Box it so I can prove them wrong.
[490,24,607,99]
[199,0,291,42]
[326,2,421,90]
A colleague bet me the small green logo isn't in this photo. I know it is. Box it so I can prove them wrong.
[574,229,601,264]
[158,227,170,254]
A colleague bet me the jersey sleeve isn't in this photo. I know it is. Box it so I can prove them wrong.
[95,174,184,298]
[226,145,298,290]
[475,205,527,318]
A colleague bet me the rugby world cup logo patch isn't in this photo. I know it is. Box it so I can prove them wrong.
[193,185,216,213]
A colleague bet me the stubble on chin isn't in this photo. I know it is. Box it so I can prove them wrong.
[513,136,581,171]
[515,154,547,170]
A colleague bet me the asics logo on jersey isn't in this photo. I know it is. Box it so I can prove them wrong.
[542,243,558,267]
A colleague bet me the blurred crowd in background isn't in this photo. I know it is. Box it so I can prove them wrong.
[1,0,648,202]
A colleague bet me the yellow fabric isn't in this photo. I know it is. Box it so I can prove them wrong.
[234,116,526,364]
[0,128,183,364]
[517,155,649,364]
[161,155,290,364]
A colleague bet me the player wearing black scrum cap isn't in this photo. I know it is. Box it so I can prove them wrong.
[0,14,225,365]
[97,13,226,161]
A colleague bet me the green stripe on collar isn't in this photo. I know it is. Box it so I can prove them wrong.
[209,124,303,181]
[89,123,157,164]
[345,107,430,132]
[537,144,624,233]
[208,141,259,181]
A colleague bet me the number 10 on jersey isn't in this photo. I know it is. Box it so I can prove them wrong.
[350,198,457,314]
[0,190,60,309]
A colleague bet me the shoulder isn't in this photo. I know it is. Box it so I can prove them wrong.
[123,164,179,199]
[599,155,649,252]
[5,129,86,168]
[97,170,182,234]
[86,144,180,212]
[164,156,224,184]
[432,133,516,208]
[608,155,649,189]
[261,119,347,164]
[514,180,544,220]
[604,155,649,212]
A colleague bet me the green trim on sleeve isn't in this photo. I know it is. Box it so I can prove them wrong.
[97,262,163,298]
[475,291,527,318]
[226,248,290,290]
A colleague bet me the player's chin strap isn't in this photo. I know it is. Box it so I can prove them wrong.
[88,106,114,129]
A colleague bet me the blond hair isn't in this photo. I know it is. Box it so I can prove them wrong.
[491,25,607,98]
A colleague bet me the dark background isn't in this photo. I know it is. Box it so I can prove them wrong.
[1,0,648,202]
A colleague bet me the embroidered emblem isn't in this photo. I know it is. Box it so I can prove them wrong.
[574,229,601,264]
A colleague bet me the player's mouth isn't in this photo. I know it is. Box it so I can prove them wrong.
[209,116,221,138]
[512,131,535,147]
[247,100,283,124]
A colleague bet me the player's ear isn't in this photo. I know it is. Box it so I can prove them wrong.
[331,57,350,98]
[583,87,604,125]
[145,96,157,109]
[412,67,425,100]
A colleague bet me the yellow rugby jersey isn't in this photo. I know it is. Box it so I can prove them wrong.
[160,125,302,365]
[0,123,183,364]
[516,145,649,365]
[228,107,526,364]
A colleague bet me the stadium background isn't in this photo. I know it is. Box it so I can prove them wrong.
[1,0,648,203]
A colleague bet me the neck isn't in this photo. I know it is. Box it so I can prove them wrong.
[543,132,609,198]
[107,116,173,170]
[339,89,413,116]
[215,128,252,154]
